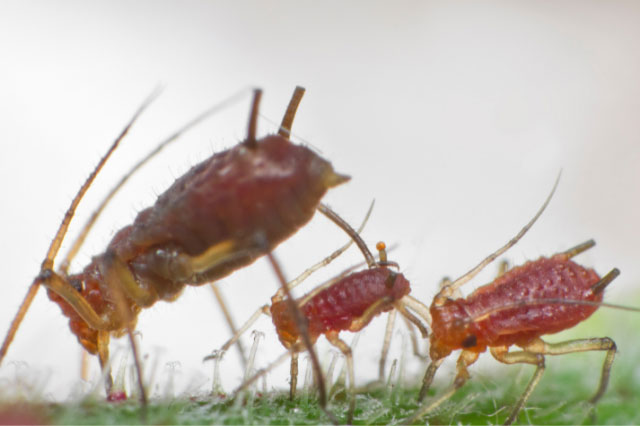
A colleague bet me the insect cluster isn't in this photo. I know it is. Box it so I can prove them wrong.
[0,87,632,425]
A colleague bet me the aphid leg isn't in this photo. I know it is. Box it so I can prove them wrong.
[317,203,376,268]
[400,295,432,328]
[0,90,160,367]
[275,200,374,301]
[99,252,149,406]
[81,348,90,382]
[97,331,113,395]
[325,331,356,425]
[439,174,560,300]
[233,346,298,395]
[210,283,248,367]
[394,303,429,339]
[379,310,397,382]
[290,351,299,400]
[505,336,617,424]
[417,358,444,402]
[407,350,479,425]
[400,315,428,360]
[206,305,270,357]
[42,271,111,330]
[489,345,545,425]
[380,296,431,381]
[264,252,338,425]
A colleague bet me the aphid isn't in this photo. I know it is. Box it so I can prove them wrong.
[405,178,623,425]
[221,204,430,423]
[0,87,349,405]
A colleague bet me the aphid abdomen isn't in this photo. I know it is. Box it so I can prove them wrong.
[270,268,410,348]
[113,135,347,288]
[471,254,601,342]
[305,268,410,334]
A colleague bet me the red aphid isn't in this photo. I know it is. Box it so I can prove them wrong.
[271,267,411,348]
[408,179,621,426]
[429,252,602,360]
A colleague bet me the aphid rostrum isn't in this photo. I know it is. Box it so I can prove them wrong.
[0,87,349,405]
[224,203,430,423]
[405,178,624,425]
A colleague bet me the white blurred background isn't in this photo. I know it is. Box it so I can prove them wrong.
[1,1,639,401]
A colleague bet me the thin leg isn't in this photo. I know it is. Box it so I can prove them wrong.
[42,271,111,330]
[317,203,376,268]
[275,200,374,301]
[102,251,157,307]
[233,344,300,394]
[210,282,247,367]
[379,310,397,382]
[290,351,299,400]
[210,305,270,356]
[490,345,545,425]
[417,358,444,402]
[521,336,617,404]
[100,252,147,407]
[81,348,90,382]
[264,252,337,425]
[326,332,356,424]
[97,330,113,395]
[394,301,429,339]
[406,350,479,425]
[401,315,428,360]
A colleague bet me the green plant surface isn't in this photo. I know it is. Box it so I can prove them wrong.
[1,359,638,426]
[2,296,638,425]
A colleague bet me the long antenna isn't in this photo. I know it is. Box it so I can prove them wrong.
[0,88,161,366]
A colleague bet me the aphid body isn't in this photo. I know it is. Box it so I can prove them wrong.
[271,267,410,349]
[407,179,621,426]
[429,252,602,360]
[1,87,349,401]
[48,129,346,355]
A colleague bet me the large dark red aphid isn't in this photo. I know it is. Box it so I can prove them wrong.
[406,180,621,425]
[0,87,348,404]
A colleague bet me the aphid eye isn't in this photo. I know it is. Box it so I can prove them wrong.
[461,334,477,348]
[70,278,84,293]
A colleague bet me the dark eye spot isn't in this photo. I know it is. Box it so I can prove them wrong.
[462,334,477,348]
[70,278,84,292]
